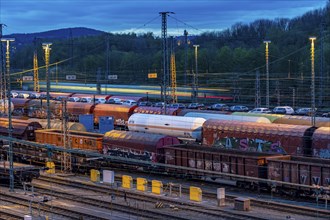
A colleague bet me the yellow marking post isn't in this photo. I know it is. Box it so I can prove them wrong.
[190,186,202,202]
[137,177,148,192]
[151,180,163,195]
[122,175,133,189]
[90,169,100,182]
[45,162,55,174]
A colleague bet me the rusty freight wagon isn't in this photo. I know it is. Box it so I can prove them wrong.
[160,144,282,186]
[64,102,95,122]
[93,104,137,126]
[35,129,104,152]
[103,130,180,162]
[267,155,330,194]
[202,120,315,156]
[134,106,181,116]
[0,118,42,141]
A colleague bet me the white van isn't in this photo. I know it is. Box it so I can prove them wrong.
[122,100,137,106]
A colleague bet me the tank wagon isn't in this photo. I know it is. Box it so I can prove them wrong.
[128,113,206,141]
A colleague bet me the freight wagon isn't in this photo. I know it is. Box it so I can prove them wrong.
[0,161,40,184]
[267,155,330,195]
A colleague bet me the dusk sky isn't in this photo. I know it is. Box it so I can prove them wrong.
[0,0,328,35]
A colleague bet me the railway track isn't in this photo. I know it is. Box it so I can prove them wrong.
[33,175,266,220]
[0,190,91,219]
[108,170,330,218]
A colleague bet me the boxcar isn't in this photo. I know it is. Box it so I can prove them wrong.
[93,104,137,126]
[202,120,315,156]
[267,155,330,192]
[35,129,104,152]
[103,130,180,162]
[161,144,282,183]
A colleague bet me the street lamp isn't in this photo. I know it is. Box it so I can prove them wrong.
[42,43,52,129]
[263,40,271,108]
[1,37,15,192]
[309,37,316,127]
[193,44,199,102]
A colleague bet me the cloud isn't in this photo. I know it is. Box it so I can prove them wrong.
[0,0,327,34]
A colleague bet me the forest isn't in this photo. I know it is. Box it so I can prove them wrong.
[9,1,330,107]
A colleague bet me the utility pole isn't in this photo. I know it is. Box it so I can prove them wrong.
[43,43,52,129]
[0,24,7,101]
[61,98,71,173]
[318,21,325,106]
[105,34,110,94]
[160,12,174,114]
[275,80,280,106]
[33,37,40,92]
[310,37,316,127]
[192,44,199,102]
[255,70,261,108]
[264,40,271,108]
[1,38,15,192]
[288,60,291,79]
[184,30,188,87]
[170,37,177,103]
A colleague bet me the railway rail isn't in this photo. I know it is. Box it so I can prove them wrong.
[33,174,267,220]
[110,170,330,218]
[0,190,92,219]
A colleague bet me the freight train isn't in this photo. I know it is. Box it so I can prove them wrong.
[11,96,330,130]
[128,114,330,159]
[3,127,329,197]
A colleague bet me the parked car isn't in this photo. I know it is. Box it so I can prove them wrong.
[94,98,106,104]
[322,112,330,118]
[230,105,249,112]
[11,92,19,98]
[68,97,81,102]
[80,97,92,103]
[153,102,165,107]
[187,103,205,109]
[138,101,153,107]
[106,98,123,104]
[295,108,315,116]
[248,108,272,114]
[38,94,54,100]
[122,100,137,106]
[207,103,229,111]
[55,96,68,101]
[272,106,294,115]
[16,93,30,99]
[168,103,186,109]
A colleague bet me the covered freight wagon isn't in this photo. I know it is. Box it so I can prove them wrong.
[312,127,330,159]
[184,112,271,123]
[0,118,42,141]
[103,130,180,162]
[202,120,315,156]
